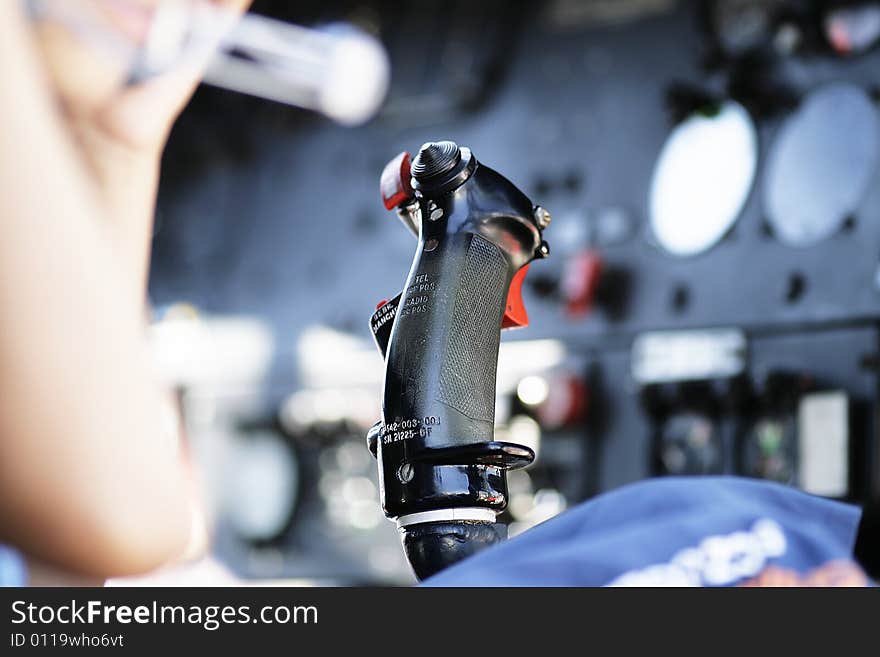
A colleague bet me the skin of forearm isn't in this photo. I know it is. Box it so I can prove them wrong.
[72,116,162,292]
[0,2,190,576]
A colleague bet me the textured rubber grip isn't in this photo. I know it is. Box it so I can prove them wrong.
[376,159,541,524]
[438,234,508,422]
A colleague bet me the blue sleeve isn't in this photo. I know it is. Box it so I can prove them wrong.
[423,476,868,587]
[0,544,27,587]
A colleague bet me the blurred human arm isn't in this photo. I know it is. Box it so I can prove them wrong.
[0,0,247,578]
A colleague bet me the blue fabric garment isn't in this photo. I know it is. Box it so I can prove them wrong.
[424,476,868,586]
[0,544,27,587]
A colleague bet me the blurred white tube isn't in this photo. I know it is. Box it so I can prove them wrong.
[27,0,390,125]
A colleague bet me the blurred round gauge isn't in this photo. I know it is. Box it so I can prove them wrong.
[650,101,758,257]
[764,84,880,247]
[659,412,722,475]
[741,416,796,485]
[225,431,299,543]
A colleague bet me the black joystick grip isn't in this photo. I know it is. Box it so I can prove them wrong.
[371,140,548,579]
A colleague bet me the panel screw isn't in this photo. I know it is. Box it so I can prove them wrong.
[536,240,551,258]
[534,206,552,229]
[397,462,414,483]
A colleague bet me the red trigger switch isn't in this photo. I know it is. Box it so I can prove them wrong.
[502,265,530,329]
[380,152,414,210]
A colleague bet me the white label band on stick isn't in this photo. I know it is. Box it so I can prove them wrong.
[396,507,498,529]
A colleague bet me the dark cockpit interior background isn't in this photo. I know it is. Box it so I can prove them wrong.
[145,0,880,584]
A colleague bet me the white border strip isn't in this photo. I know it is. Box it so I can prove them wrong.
[395,507,497,529]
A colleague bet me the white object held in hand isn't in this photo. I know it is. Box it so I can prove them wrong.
[26,0,391,125]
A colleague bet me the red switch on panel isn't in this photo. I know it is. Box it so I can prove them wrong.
[517,370,589,430]
[562,249,603,317]
[536,373,589,430]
